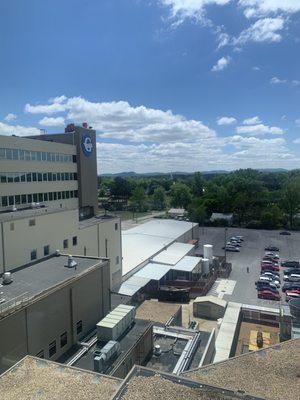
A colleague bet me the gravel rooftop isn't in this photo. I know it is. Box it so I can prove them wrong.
[119,375,254,400]
[183,338,300,400]
[0,356,121,400]
[136,300,181,324]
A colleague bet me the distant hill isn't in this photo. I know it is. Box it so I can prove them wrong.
[100,168,289,177]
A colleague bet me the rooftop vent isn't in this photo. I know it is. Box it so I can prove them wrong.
[65,123,75,133]
[82,122,88,128]
[2,272,13,285]
[66,255,77,268]
[153,344,162,356]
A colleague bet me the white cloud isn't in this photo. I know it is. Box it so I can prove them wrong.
[22,95,299,173]
[4,113,17,122]
[211,56,231,71]
[270,76,287,84]
[243,116,261,125]
[217,32,230,48]
[235,17,285,45]
[293,138,300,144]
[160,0,231,23]
[217,116,237,125]
[236,123,284,135]
[252,66,260,71]
[24,99,66,114]
[239,1,300,18]
[26,96,215,143]
[39,116,65,127]
[0,122,41,137]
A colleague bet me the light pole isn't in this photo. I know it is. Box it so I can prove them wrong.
[224,227,228,264]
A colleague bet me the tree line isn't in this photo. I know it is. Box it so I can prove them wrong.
[98,169,300,229]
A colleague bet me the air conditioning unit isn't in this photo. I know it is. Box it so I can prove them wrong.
[2,272,13,285]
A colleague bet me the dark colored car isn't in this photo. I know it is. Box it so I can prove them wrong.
[265,246,280,252]
[258,290,280,301]
[282,283,300,293]
[283,269,300,276]
[281,261,300,269]
[255,283,279,294]
[280,231,291,235]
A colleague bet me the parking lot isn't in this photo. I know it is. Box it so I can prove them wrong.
[198,227,300,309]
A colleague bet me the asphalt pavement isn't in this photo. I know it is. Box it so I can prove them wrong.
[199,227,300,309]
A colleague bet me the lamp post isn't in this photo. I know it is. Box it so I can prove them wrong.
[224,227,228,264]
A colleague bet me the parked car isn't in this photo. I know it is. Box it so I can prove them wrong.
[262,272,280,280]
[235,235,244,240]
[282,283,300,292]
[255,284,279,294]
[280,231,291,235]
[284,274,300,282]
[261,269,280,277]
[261,264,279,272]
[265,252,280,259]
[228,240,242,247]
[265,246,280,252]
[258,289,280,301]
[286,291,300,301]
[223,245,240,252]
[263,256,279,263]
[256,280,278,290]
[258,276,280,287]
[281,261,300,269]
[230,237,243,243]
[283,269,300,276]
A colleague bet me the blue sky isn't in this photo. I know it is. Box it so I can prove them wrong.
[1,0,300,173]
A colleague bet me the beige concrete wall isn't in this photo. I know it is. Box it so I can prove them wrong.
[0,310,28,374]
[1,209,79,270]
[0,262,110,373]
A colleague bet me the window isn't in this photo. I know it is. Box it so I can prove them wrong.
[115,223,118,231]
[116,256,120,265]
[0,173,6,183]
[76,320,83,335]
[60,332,68,348]
[10,222,14,231]
[20,173,26,182]
[21,194,27,204]
[32,172,37,182]
[36,350,44,359]
[72,236,77,246]
[43,193,48,201]
[44,245,50,256]
[6,149,12,159]
[43,173,47,181]
[30,249,37,260]
[49,340,56,358]
[15,195,20,205]
[38,193,43,202]
[63,239,68,249]
[8,196,14,206]
[2,196,8,207]
[33,193,38,202]
[26,172,32,182]
[38,173,42,182]
[49,192,53,201]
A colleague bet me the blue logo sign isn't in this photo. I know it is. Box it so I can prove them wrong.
[81,134,93,157]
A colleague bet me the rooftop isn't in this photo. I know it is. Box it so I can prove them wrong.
[71,319,152,374]
[113,366,263,400]
[0,255,105,310]
[194,295,227,307]
[122,219,197,276]
[152,242,195,265]
[136,300,181,325]
[183,339,300,400]
[0,205,75,223]
[0,356,121,400]
[79,214,119,229]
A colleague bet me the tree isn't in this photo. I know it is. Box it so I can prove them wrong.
[281,180,300,229]
[110,177,133,200]
[170,182,192,209]
[152,187,166,210]
[191,172,204,197]
[130,186,147,212]
[188,199,206,225]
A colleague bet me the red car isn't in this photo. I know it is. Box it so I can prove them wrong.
[261,264,279,272]
[263,256,279,264]
[286,289,300,295]
[258,290,280,301]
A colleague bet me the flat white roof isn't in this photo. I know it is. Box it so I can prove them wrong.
[152,242,195,265]
[117,276,150,296]
[134,262,171,281]
[194,295,227,307]
[122,219,197,277]
[172,256,201,272]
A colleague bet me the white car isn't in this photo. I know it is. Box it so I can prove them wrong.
[265,252,279,259]
[259,276,280,288]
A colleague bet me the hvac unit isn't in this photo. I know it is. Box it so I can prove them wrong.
[96,305,135,341]
[93,340,120,372]
[2,272,13,285]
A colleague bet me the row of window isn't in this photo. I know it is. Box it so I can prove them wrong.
[1,190,78,207]
[0,171,77,183]
[0,147,75,163]
[30,237,78,260]
[36,322,83,359]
